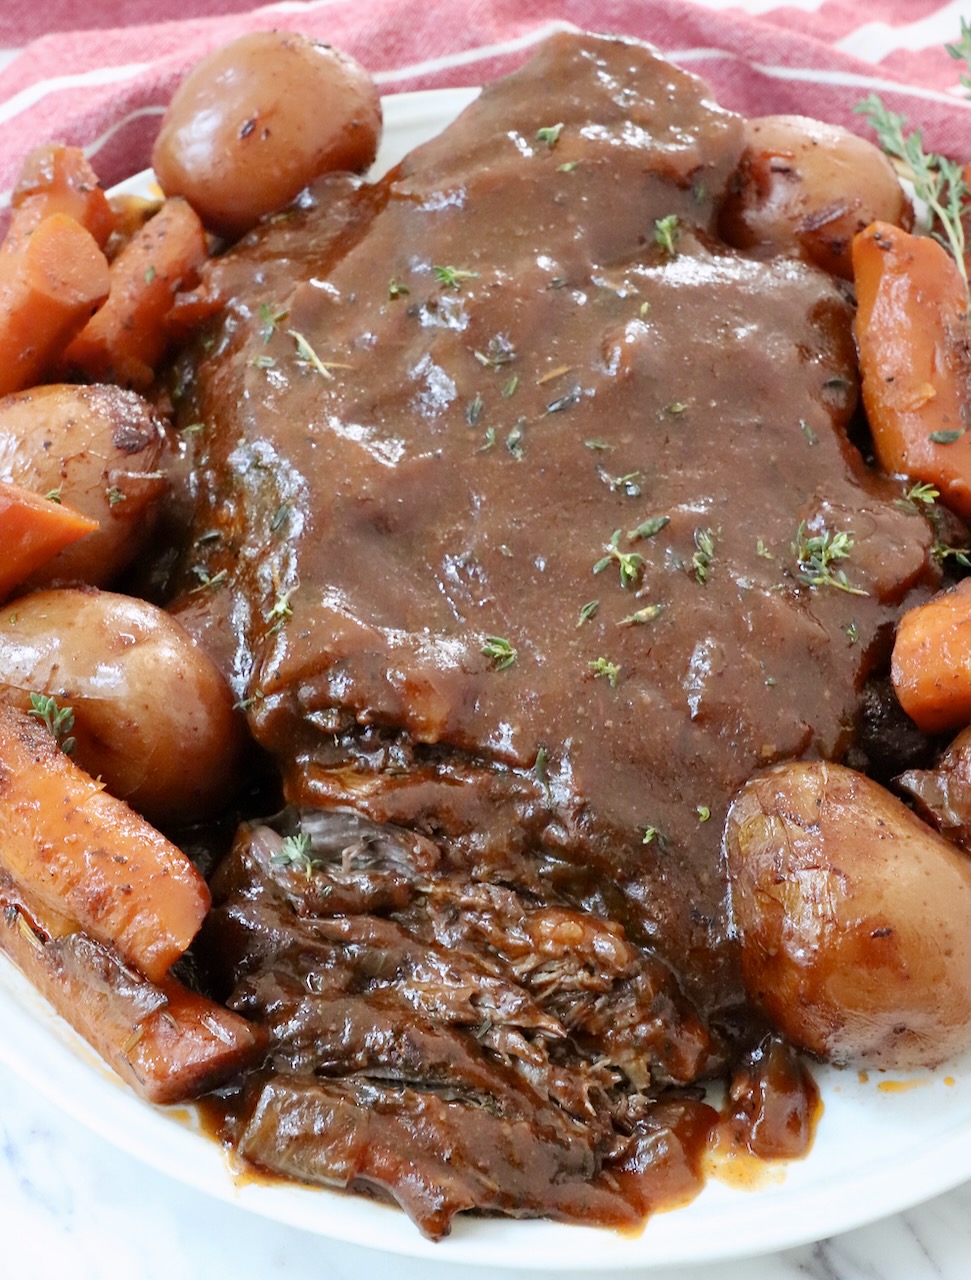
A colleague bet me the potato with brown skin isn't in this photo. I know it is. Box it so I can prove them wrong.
[720,115,912,278]
[0,383,167,588]
[725,760,970,1069]
[152,31,381,239]
[0,588,243,824]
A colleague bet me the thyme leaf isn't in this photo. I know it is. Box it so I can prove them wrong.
[27,692,76,754]
[593,529,644,589]
[792,522,869,595]
[654,214,681,257]
[482,635,517,669]
[589,656,621,686]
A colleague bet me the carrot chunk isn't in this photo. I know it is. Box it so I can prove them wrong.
[852,221,970,519]
[0,872,264,1104]
[63,197,208,389]
[0,701,210,981]
[0,480,99,600]
[5,144,116,252]
[0,213,110,396]
[891,578,971,735]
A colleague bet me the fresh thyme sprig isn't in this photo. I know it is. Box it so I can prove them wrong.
[271,832,324,881]
[482,635,517,669]
[594,529,645,588]
[589,656,621,686]
[946,17,971,96]
[854,92,970,285]
[792,522,869,595]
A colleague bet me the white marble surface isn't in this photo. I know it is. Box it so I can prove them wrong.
[0,1060,966,1280]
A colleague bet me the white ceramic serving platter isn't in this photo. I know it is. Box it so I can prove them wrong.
[1,87,969,1272]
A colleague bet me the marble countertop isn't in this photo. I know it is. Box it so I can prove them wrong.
[0,1061,967,1280]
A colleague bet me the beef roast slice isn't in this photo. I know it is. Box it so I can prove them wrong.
[179,32,937,1233]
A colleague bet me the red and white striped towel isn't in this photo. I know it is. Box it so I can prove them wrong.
[0,0,968,231]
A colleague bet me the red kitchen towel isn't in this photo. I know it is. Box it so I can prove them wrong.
[0,0,968,225]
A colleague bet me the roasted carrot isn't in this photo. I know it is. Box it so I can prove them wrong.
[0,213,110,397]
[853,221,970,519]
[0,872,264,1103]
[0,700,210,981]
[4,144,116,253]
[891,578,971,735]
[0,479,99,601]
[63,197,208,390]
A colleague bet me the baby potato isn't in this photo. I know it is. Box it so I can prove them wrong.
[0,588,243,824]
[0,383,167,588]
[152,31,381,239]
[725,760,970,1069]
[719,115,912,278]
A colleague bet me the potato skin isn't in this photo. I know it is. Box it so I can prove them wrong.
[0,588,243,824]
[0,383,166,588]
[152,31,381,238]
[725,761,970,1069]
[719,115,912,278]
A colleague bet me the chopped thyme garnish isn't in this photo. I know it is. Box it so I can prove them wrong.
[270,504,291,532]
[537,364,573,385]
[534,745,552,799]
[466,393,484,427]
[249,354,276,369]
[599,468,642,497]
[44,488,62,504]
[265,584,297,630]
[627,515,669,543]
[506,420,525,459]
[272,832,324,881]
[477,426,497,452]
[105,485,126,507]
[756,537,774,559]
[191,565,228,591]
[639,300,650,318]
[144,264,156,285]
[903,482,940,507]
[620,603,663,627]
[691,527,717,584]
[594,529,645,589]
[589,656,621,686]
[546,387,581,414]
[482,635,517,669]
[792,522,868,595]
[928,428,966,444]
[557,161,578,173]
[584,439,610,451]
[576,599,599,627]
[288,328,350,379]
[843,620,860,645]
[388,279,410,299]
[258,303,288,342]
[180,422,204,437]
[535,123,564,148]
[665,401,687,416]
[654,214,681,257]
[696,805,711,822]
[641,825,660,846]
[27,692,76,755]
[474,335,516,367]
[800,419,819,446]
[435,265,481,289]
[502,374,519,398]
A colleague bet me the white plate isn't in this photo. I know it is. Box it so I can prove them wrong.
[2,87,969,1272]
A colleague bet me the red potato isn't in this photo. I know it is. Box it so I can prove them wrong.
[0,213,110,397]
[720,115,912,278]
[0,589,243,824]
[152,31,381,238]
[0,700,210,981]
[853,221,970,519]
[0,384,167,588]
[0,480,98,601]
[891,578,971,735]
[725,760,970,1070]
